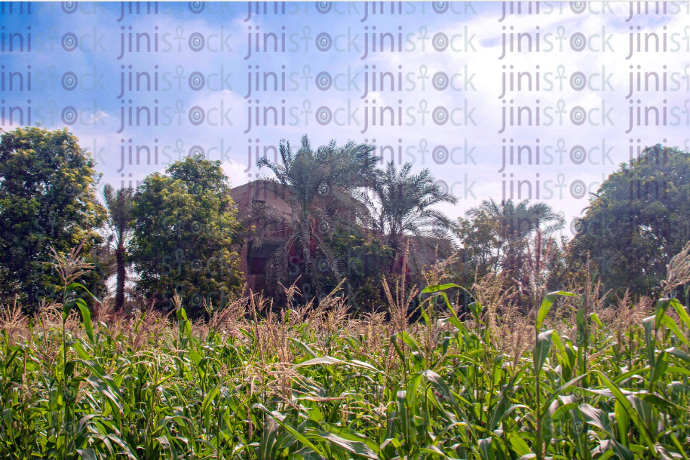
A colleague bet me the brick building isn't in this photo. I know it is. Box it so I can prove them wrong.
[230,180,453,293]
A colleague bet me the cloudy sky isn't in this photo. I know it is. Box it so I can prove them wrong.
[2,1,689,239]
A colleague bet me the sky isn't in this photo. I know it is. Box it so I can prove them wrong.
[2,1,689,241]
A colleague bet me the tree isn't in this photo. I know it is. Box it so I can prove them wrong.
[454,209,502,282]
[129,155,243,317]
[458,198,565,277]
[370,162,458,258]
[321,232,395,310]
[254,135,379,301]
[454,199,567,304]
[0,127,106,309]
[102,184,134,312]
[571,144,690,298]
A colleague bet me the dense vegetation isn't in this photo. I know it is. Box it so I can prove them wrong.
[2,128,690,459]
[0,247,689,459]
[129,155,244,316]
[0,127,105,308]
[3,128,690,312]
[0,130,462,311]
[571,144,690,298]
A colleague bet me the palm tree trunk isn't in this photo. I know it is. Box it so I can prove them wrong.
[115,245,126,311]
[390,233,400,273]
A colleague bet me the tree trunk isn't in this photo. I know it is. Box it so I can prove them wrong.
[115,245,126,312]
[389,233,400,273]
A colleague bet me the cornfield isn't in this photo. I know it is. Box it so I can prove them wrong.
[1,272,690,459]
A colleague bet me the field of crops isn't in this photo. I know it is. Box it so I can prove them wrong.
[1,273,690,460]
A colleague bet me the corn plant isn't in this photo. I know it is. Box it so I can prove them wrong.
[0,273,689,459]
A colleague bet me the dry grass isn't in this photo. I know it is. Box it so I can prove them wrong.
[663,240,690,296]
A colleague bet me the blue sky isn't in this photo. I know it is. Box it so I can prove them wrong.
[2,1,689,240]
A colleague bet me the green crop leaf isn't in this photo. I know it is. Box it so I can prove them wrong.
[65,282,99,303]
[591,370,656,450]
[478,437,492,460]
[650,351,669,387]
[669,298,690,330]
[661,318,690,348]
[488,370,524,430]
[642,315,656,367]
[176,306,188,322]
[540,374,589,419]
[655,298,673,329]
[316,430,378,459]
[637,393,689,412]
[580,404,634,460]
[666,347,690,362]
[290,338,318,358]
[294,356,342,367]
[76,298,94,343]
[293,356,378,372]
[77,448,97,460]
[507,432,531,457]
[615,399,630,447]
[321,423,380,455]
[536,291,575,330]
[254,404,326,458]
[421,283,462,294]
[533,330,554,375]
[422,369,458,408]
[468,301,483,322]
[86,375,122,425]
[589,312,603,327]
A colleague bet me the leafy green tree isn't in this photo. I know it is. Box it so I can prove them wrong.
[0,127,106,308]
[255,136,379,301]
[322,232,395,310]
[129,155,243,316]
[102,184,134,312]
[370,162,458,258]
[457,199,565,278]
[571,144,690,298]
[454,210,502,285]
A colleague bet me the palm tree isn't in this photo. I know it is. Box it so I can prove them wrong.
[370,162,458,256]
[463,198,564,273]
[102,184,134,311]
[254,135,378,298]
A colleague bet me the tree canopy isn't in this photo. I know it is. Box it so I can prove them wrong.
[129,155,243,316]
[571,144,690,297]
[10,128,687,312]
[0,127,106,308]
[457,199,565,279]
[370,162,458,255]
[254,135,379,300]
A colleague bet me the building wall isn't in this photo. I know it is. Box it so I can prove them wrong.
[230,180,291,293]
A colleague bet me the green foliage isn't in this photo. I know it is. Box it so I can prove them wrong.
[129,155,243,316]
[252,148,457,304]
[255,136,379,299]
[455,200,568,305]
[572,145,690,297]
[371,162,458,254]
[322,232,395,309]
[457,199,565,280]
[1,281,690,459]
[0,127,106,309]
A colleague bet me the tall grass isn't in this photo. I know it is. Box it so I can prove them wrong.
[0,251,689,459]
